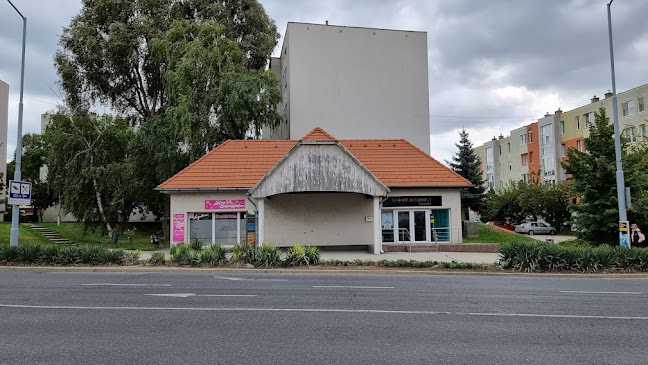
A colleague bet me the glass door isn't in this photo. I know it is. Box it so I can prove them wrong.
[413,210,427,242]
[397,211,410,242]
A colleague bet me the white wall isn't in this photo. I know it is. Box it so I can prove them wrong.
[277,23,430,153]
[263,192,374,246]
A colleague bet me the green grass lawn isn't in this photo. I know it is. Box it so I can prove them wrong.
[37,222,166,251]
[463,223,538,244]
[0,222,52,246]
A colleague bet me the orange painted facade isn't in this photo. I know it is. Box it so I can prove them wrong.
[526,123,540,179]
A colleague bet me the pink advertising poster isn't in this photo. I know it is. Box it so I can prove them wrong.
[172,213,185,242]
[205,199,245,210]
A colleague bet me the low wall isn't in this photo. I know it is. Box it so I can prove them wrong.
[382,243,500,253]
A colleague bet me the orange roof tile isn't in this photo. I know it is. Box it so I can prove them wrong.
[158,128,472,190]
[300,127,337,141]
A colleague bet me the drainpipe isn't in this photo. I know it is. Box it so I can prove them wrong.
[246,193,258,246]
[379,194,389,253]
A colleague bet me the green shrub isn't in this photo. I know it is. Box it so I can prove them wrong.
[558,239,594,248]
[500,242,648,273]
[40,245,60,264]
[16,244,42,263]
[190,238,203,251]
[170,243,199,266]
[254,243,282,268]
[58,246,81,265]
[230,242,256,265]
[305,246,320,265]
[96,248,124,265]
[199,244,227,266]
[284,244,309,266]
[149,252,166,265]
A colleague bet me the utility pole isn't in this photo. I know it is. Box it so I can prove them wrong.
[7,0,27,247]
[607,0,628,245]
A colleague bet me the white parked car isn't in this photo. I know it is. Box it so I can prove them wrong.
[514,221,556,235]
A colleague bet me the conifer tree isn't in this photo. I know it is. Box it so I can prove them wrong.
[447,129,486,220]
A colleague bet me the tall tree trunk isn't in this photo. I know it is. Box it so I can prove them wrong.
[90,156,113,242]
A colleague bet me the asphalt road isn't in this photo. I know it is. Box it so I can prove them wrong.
[1,270,648,364]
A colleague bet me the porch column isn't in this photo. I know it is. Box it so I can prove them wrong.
[257,198,265,247]
[373,196,381,254]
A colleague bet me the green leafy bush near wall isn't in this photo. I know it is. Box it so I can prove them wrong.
[0,243,127,265]
[500,242,648,272]
[254,243,282,268]
[230,242,256,265]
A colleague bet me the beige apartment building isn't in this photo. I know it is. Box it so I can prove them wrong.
[264,22,431,153]
[475,83,647,188]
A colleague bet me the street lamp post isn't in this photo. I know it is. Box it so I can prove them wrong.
[607,0,628,243]
[7,0,27,247]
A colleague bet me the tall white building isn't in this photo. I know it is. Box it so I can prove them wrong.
[0,80,9,219]
[264,22,431,153]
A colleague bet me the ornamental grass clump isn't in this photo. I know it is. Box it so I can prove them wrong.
[284,244,309,266]
[500,242,648,273]
[198,244,227,266]
[254,243,282,268]
[230,242,256,265]
[149,252,166,265]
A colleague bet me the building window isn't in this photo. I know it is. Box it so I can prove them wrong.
[529,151,533,163]
[560,121,565,134]
[509,164,512,171]
[529,131,533,143]
[507,142,511,152]
[639,96,645,112]
[626,127,637,143]
[498,145,502,155]
[485,147,493,171]
[576,116,581,130]
[522,174,529,183]
[561,143,566,157]
[641,124,647,138]
[521,153,528,166]
[577,139,582,152]
[584,113,593,128]
[520,134,527,145]
[622,100,635,116]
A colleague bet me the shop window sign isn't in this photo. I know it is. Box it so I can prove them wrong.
[383,196,442,207]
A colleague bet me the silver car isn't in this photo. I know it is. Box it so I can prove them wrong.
[515,221,556,235]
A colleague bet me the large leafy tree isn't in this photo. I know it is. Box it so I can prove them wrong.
[562,107,628,243]
[481,181,570,229]
[54,0,282,224]
[154,20,282,160]
[43,110,139,241]
[447,129,486,220]
[55,0,279,118]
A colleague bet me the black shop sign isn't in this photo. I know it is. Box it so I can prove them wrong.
[383,196,442,207]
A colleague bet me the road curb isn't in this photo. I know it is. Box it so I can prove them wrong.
[2,265,648,278]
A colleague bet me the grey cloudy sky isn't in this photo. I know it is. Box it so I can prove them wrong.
[1,0,647,164]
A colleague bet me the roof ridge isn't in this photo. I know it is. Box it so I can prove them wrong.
[300,127,337,141]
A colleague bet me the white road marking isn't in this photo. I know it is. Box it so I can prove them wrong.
[312,285,395,289]
[213,276,287,282]
[199,295,257,297]
[82,283,171,287]
[3,303,648,321]
[144,293,257,298]
[559,291,642,295]
[144,293,195,298]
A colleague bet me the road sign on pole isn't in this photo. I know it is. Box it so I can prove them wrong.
[8,180,31,206]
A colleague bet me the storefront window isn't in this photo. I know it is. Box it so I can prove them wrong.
[189,212,247,246]
[381,212,394,242]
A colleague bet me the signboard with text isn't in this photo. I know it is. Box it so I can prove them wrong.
[8,180,32,205]
[619,221,630,247]
[173,213,185,242]
[205,199,246,210]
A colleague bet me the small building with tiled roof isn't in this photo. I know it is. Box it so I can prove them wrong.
[157,128,472,254]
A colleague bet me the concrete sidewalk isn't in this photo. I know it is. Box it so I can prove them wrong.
[135,248,500,264]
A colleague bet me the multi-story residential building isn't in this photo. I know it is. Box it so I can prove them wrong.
[475,83,648,188]
[264,22,431,153]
